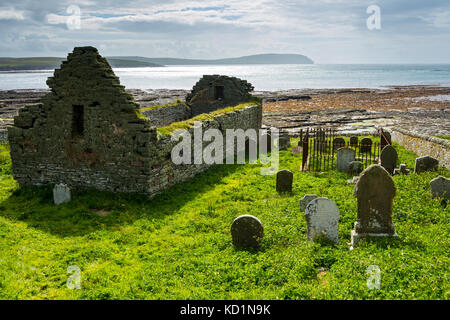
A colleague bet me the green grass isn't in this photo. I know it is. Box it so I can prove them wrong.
[436,136,450,141]
[138,100,185,112]
[0,140,448,300]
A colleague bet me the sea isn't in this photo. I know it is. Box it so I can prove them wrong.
[1,64,450,91]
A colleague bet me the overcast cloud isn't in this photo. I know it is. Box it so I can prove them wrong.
[0,0,449,63]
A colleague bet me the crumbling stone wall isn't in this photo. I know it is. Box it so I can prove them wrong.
[7,47,263,197]
[186,75,254,116]
[141,103,191,127]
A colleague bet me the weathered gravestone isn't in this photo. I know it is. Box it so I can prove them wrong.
[380,129,391,151]
[337,148,356,172]
[299,194,318,212]
[350,136,359,147]
[231,215,264,249]
[430,176,450,199]
[360,138,372,153]
[414,156,439,173]
[394,163,409,175]
[278,133,290,150]
[53,183,71,205]
[348,161,364,175]
[305,197,340,243]
[351,164,398,247]
[276,170,293,193]
[333,137,346,152]
[380,145,398,175]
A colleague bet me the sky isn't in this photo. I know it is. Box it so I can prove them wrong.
[0,0,449,63]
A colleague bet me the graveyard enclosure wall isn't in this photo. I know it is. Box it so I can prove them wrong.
[140,103,191,128]
[389,128,450,169]
[0,130,7,142]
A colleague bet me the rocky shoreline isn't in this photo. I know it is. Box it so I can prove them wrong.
[1,85,449,142]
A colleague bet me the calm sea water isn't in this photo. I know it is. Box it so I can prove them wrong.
[1,64,450,91]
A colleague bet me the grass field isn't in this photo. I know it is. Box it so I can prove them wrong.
[0,140,448,300]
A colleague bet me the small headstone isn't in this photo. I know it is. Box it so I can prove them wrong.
[337,148,356,172]
[231,215,264,249]
[276,169,293,193]
[291,146,302,154]
[53,183,71,205]
[350,136,359,147]
[348,161,364,175]
[360,138,372,153]
[430,176,450,199]
[347,176,360,185]
[351,165,398,247]
[394,163,409,175]
[278,133,290,150]
[305,197,340,244]
[414,156,439,173]
[299,194,318,212]
[333,137,346,151]
[380,145,398,175]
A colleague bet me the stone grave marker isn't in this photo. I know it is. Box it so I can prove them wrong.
[53,183,71,205]
[305,197,340,243]
[337,148,356,172]
[299,194,318,212]
[231,215,264,249]
[276,170,293,193]
[351,164,398,247]
[430,176,450,199]
[380,145,398,175]
[333,137,346,152]
[279,133,290,150]
[350,136,359,147]
[348,161,364,175]
[360,138,372,153]
[380,129,391,150]
[414,156,439,173]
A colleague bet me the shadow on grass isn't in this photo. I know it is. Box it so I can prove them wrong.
[0,162,245,238]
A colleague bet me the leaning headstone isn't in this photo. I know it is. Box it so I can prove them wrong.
[360,138,372,153]
[299,194,318,212]
[333,137,346,152]
[414,156,439,173]
[276,170,293,192]
[337,148,356,172]
[231,215,264,249]
[305,197,340,244]
[380,145,398,175]
[53,183,71,205]
[351,165,398,247]
[348,161,364,175]
[430,176,450,199]
[350,136,359,147]
[380,129,391,151]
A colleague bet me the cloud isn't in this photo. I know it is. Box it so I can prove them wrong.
[0,7,25,20]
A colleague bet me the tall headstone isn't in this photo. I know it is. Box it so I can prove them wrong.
[276,170,293,193]
[53,183,71,205]
[333,137,346,152]
[337,148,356,173]
[414,156,439,173]
[380,145,398,175]
[231,215,264,249]
[360,138,372,153]
[351,165,398,247]
[305,197,340,243]
[430,176,450,199]
[299,194,318,212]
[350,136,359,147]
[380,129,391,151]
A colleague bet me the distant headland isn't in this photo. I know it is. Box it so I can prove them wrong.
[0,53,314,71]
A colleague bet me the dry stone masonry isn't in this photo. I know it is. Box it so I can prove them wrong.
[7,47,262,197]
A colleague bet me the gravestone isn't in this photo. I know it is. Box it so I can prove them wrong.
[394,164,409,175]
[276,170,293,193]
[414,156,439,173]
[291,146,302,155]
[53,183,71,205]
[350,136,359,147]
[305,197,340,243]
[278,133,290,150]
[380,145,398,175]
[380,129,391,150]
[348,161,364,175]
[430,176,450,199]
[337,148,356,172]
[299,194,318,212]
[231,215,264,249]
[360,138,372,153]
[333,137,346,152]
[351,164,397,247]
